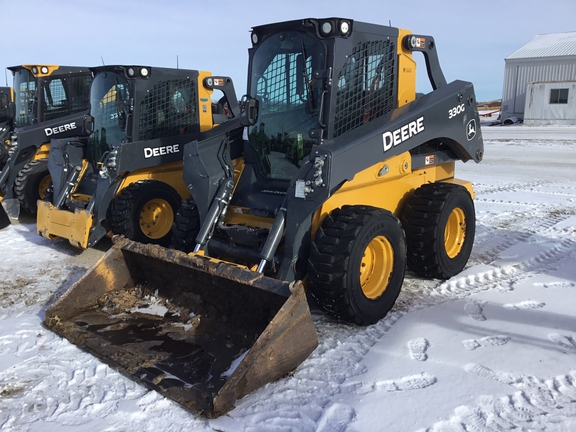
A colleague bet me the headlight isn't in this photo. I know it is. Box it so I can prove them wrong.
[339,21,351,36]
[321,21,333,36]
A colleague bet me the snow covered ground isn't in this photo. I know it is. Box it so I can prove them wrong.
[1,124,575,431]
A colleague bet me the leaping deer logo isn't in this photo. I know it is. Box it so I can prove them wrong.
[466,119,476,141]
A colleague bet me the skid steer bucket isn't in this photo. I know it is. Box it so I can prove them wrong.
[44,237,318,417]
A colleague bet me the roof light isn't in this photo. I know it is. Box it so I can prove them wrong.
[127,67,136,77]
[339,21,350,35]
[140,67,149,77]
[32,66,38,74]
[40,66,49,74]
[321,21,333,36]
[251,32,259,44]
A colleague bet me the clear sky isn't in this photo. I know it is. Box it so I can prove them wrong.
[2,0,575,102]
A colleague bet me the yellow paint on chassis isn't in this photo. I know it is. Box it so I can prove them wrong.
[37,160,190,248]
[313,152,473,234]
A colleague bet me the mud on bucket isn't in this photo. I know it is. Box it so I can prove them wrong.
[43,238,318,417]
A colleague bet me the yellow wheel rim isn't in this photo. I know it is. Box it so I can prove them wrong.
[444,207,466,258]
[139,198,174,240]
[38,175,52,199]
[360,235,394,299]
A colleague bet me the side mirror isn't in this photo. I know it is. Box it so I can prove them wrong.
[240,95,259,127]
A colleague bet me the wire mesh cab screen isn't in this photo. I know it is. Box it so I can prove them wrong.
[334,39,396,138]
[139,79,199,141]
[42,74,92,122]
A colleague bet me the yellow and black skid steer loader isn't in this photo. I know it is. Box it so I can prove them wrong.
[45,18,484,417]
[0,86,13,228]
[36,65,240,248]
[0,65,92,223]
[0,86,13,169]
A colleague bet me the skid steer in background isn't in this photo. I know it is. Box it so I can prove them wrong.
[37,65,240,248]
[0,86,13,228]
[45,18,484,417]
[0,86,13,168]
[0,65,92,223]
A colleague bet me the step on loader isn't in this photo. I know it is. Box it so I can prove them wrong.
[36,65,240,248]
[0,65,93,227]
[45,18,484,417]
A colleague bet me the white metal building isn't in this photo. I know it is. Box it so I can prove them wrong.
[500,32,576,124]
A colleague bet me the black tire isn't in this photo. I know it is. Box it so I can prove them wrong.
[308,205,407,326]
[401,182,475,279]
[171,197,200,252]
[109,180,181,246]
[14,159,51,214]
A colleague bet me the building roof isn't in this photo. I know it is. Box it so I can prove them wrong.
[506,31,576,59]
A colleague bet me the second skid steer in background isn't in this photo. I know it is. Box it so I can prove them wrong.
[45,18,484,417]
[0,86,13,169]
[0,86,13,227]
[37,65,240,248]
[0,65,92,219]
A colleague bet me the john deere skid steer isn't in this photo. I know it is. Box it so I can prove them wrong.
[37,65,240,248]
[0,86,13,227]
[0,65,92,224]
[45,18,484,417]
[0,86,13,168]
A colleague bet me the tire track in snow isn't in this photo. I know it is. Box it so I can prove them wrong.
[473,180,553,196]
[422,367,576,431]
[0,337,152,430]
[2,184,573,429]
[227,232,575,429]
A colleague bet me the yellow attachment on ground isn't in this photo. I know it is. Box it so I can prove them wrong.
[36,200,93,249]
